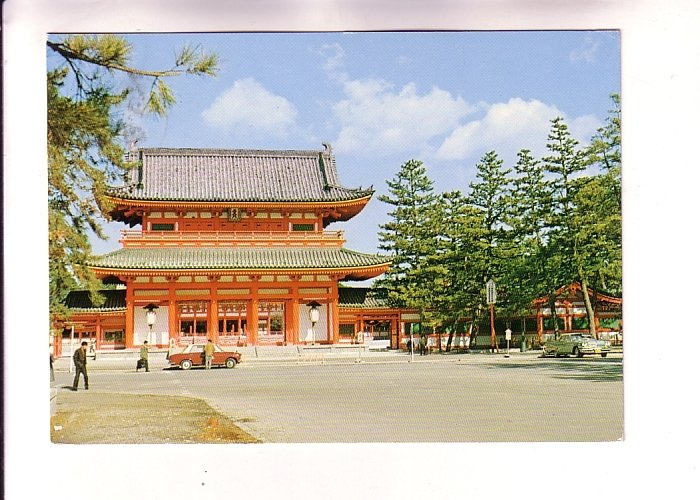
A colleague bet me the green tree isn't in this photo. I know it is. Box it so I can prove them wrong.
[424,191,486,351]
[376,159,438,333]
[48,35,218,321]
[539,117,588,336]
[504,149,554,341]
[466,150,513,349]
[575,94,622,298]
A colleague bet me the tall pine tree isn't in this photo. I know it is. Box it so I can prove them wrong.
[504,149,554,340]
[376,159,437,332]
[542,117,591,336]
[48,35,218,321]
[467,150,513,349]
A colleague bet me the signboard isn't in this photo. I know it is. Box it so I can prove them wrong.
[486,279,497,305]
[505,328,512,341]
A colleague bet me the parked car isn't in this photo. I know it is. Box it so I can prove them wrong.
[543,333,611,358]
[167,343,242,370]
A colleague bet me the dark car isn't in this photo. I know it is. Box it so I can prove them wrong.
[167,343,242,370]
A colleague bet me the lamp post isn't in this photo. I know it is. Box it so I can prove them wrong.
[307,301,321,345]
[144,303,159,345]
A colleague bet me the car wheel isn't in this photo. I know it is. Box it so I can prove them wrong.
[573,346,583,358]
[180,359,193,370]
[225,358,237,369]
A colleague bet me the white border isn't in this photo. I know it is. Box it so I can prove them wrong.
[5,1,700,499]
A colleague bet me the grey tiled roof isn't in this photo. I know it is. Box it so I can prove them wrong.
[64,289,127,311]
[63,287,386,312]
[89,247,391,271]
[338,287,389,309]
[110,146,373,203]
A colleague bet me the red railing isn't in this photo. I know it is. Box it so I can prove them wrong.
[120,229,345,247]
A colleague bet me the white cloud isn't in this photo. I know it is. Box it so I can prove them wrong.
[319,43,475,156]
[570,37,601,63]
[319,43,348,83]
[435,98,601,162]
[201,78,298,137]
[331,79,475,155]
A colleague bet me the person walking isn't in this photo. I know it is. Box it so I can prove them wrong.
[72,341,89,391]
[138,340,150,372]
[204,339,215,370]
[50,344,55,383]
[419,335,427,356]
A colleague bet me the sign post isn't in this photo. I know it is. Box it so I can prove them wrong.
[505,328,512,358]
[486,279,497,353]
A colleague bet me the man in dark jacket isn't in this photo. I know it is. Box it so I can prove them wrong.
[72,341,89,391]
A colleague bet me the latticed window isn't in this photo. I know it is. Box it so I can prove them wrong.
[218,301,247,335]
[178,301,208,335]
[151,223,175,231]
[258,301,285,336]
[339,323,355,336]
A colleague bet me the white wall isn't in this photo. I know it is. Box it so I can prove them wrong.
[297,303,330,342]
[133,307,170,345]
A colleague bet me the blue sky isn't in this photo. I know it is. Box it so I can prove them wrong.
[55,31,620,261]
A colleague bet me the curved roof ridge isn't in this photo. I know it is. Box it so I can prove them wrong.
[138,147,331,157]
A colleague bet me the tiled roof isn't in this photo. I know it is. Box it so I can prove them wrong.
[63,287,385,312]
[89,247,391,271]
[109,146,373,203]
[64,289,127,311]
[338,287,389,309]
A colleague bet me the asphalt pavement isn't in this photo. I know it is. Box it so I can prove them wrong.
[51,346,623,442]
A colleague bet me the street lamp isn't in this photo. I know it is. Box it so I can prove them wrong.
[307,300,321,345]
[144,303,159,345]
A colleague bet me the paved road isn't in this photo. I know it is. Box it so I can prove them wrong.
[53,354,623,442]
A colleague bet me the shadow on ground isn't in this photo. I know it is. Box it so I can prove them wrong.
[480,358,623,382]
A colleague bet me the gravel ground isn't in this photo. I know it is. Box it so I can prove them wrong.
[50,390,260,444]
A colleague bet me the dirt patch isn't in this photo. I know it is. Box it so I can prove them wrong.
[51,391,260,444]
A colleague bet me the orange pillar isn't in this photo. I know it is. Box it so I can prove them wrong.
[248,276,259,345]
[248,299,259,345]
[288,297,299,345]
[210,298,219,342]
[95,320,103,349]
[330,296,340,344]
[209,277,220,342]
[125,281,135,348]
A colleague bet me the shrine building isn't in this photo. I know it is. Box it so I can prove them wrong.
[64,145,392,350]
[54,146,623,354]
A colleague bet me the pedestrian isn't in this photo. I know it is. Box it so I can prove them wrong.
[50,343,55,383]
[138,340,150,372]
[419,335,427,356]
[72,341,89,391]
[204,339,215,370]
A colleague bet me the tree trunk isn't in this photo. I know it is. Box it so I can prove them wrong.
[445,321,455,352]
[468,305,482,348]
[580,279,597,338]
